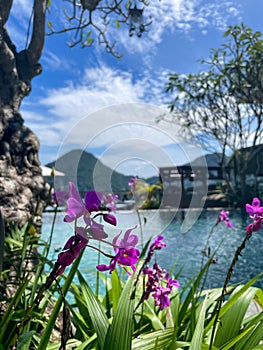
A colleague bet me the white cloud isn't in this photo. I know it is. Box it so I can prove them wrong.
[114,0,242,55]
[34,64,168,128]
[23,63,193,171]
[8,0,242,57]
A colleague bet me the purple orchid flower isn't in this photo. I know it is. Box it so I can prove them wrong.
[245,198,263,237]
[141,262,180,310]
[113,226,139,248]
[76,219,108,240]
[128,176,138,187]
[64,182,87,222]
[102,213,117,226]
[64,182,117,226]
[53,188,68,206]
[96,227,140,274]
[145,235,166,263]
[103,193,118,213]
[152,286,171,310]
[218,210,233,227]
[84,190,104,213]
[246,198,263,219]
[55,234,87,276]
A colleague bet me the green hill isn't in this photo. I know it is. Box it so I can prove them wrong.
[46,149,134,196]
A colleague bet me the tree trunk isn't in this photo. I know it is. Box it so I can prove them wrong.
[0,107,48,229]
[0,1,49,229]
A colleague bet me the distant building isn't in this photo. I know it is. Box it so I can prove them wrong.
[228,144,263,199]
[159,153,230,208]
[160,146,263,208]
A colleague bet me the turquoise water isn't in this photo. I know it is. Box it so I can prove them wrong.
[41,209,263,291]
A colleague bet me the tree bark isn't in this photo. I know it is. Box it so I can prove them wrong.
[0,1,49,229]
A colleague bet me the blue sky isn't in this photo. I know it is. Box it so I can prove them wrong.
[7,0,263,177]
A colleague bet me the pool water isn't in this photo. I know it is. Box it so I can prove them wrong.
[41,209,263,291]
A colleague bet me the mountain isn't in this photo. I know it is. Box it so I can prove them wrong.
[184,152,228,167]
[145,176,160,185]
[46,149,133,196]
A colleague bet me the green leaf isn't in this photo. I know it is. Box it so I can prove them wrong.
[17,331,35,350]
[132,329,174,349]
[139,300,165,331]
[74,334,98,350]
[234,311,263,349]
[111,269,122,313]
[205,273,263,335]
[46,338,82,350]
[254,288,263,308]
[0,278,30,346]
[189,294,209,350]
[5,237,23,249]
[214,286,257,346]
[104,273,137,350]
[220,325,255,350]
[37,251,85,349]
[0,209,5,274]
[178,257,215,330]
[77,270,109,349]
[47,21,53,30]
[115,20,121,29]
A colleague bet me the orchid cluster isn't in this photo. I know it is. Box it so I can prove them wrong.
[51,182,140,277]
[51,183,180,311]
[128,176,139,189]
[143,264,180,310]
[217,210,233,227]
[140,236,180,310]
[245,197,263,237]
[97,227,140,274]
[201,210,233,263]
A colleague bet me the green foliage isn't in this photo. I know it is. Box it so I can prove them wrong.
[1,209,263,349]
[141,183,163,209]
[0,210,5,274]
[77,270,109,349]
[165,23,263,205]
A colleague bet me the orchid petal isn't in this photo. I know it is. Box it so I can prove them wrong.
[252,197,261,207]
[66,198,86,219]
[103,213,117,226]
[69,182,82,203]
[84,190,103,212]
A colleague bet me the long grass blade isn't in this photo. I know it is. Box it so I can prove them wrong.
[189,294,209,350]
[0,278,30,344]
[104,274,135,350]
[205,273,263,334]
[132,328,174,349]
[214,286,257,347]
[77,270,109,349]
[37,251,84,349]
[0,209,5,274]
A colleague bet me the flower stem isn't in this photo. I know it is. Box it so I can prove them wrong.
[209,234,250,349]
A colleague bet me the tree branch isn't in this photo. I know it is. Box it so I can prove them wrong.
[27,0,47,65]
[0,28,18,82]
[0,0,13,27]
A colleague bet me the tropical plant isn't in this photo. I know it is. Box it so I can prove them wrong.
[163,23,263,206]
[1,183,263,349]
